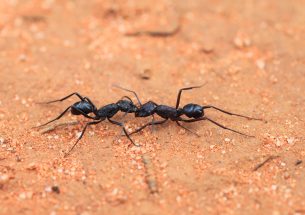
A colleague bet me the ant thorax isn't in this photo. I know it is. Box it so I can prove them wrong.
[96,104,120,118]
[154,105,180,119]
[135,101,158,117]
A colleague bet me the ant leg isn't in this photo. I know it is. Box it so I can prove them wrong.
[175,121,200,137]
[129,119,168,136]
[113,84,142,105]
[116,112,129,137]
[175,83,207,109]
[118,114,156,137]
[64,119,104,157]
[35,106,96,128]
[34,106,71,128]
[108,118,139,146]
[38,92,85,104]
[202,105,262,120]
[80,112,96,120]
[204,116,255,137]
[179,116,254,137]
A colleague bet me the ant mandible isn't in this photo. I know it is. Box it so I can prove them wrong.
[35,92,139,157]
[114,84,262,137]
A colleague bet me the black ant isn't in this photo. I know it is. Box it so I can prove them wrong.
[35,92,139,157]
[114,85,262,137]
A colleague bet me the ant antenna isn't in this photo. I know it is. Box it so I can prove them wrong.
[112,84,142,105]
[176,82,208,109]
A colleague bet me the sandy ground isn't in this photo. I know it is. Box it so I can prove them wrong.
[0,0,305,214]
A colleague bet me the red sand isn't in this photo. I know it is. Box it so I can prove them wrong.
[0,1,304,214]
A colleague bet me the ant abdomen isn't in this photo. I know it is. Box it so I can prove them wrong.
[182,103,203,118]
[71,101,94,115]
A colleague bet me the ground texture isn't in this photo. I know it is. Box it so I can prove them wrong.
[0,0,305,214]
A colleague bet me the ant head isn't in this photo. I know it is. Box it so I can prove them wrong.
[182,103,204,118]
[135,101,157,117]
[116,100,138,113]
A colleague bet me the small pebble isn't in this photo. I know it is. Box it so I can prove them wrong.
[139,69,152,80]
[26,163,37,170]
[19,191,33,200]
[197,154,203,159]
[256,59,265,70]
[271,185,277,191]
[19,192,27,199]
[200,44,214,54]
[76,132,82,138]
[45,186,52,192]
[16,155,22,162]
[0,174,9,188]
[275,138,283,147]
[18,54,27,62]
[233,35,251,48]
[234,37,243,48]
[51,186,60,194]
[286,137,294,145]
[295,160,302,166]
[283,172,290,179]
